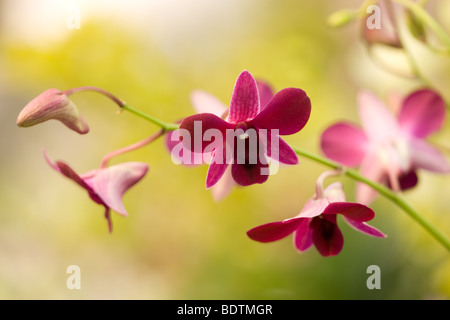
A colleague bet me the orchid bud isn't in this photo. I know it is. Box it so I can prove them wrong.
[362,0,402,48]
[17,88,89,134]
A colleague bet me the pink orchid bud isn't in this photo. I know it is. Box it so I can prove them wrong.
[17,88,89,134]
[362,0,402,48]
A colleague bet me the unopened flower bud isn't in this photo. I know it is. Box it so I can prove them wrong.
[17,88,89,134]
[327,9,357,28]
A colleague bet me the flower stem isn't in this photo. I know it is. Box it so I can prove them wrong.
[64,86,179,131]
[392,0,450,50]
[121,104,179,131]
[100,129,165,168]
[64,86,126,107]
[291,145,450,252]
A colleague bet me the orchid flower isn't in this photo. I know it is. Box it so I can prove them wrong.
[321,89,450,204]
[17,88,89,134]
[166,79,275,200]
[178,70,311,189]
[43,150,148,232]
[247,171,385,257]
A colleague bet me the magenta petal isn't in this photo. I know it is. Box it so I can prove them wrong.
[165,129,204,166]
[311,215,343,257]
[247,219,301,243]
[398,89,446,139]
[228,70,260,123]
[206,148,229,189]
[388,170,418,191]
[231,151,269,187]
[179,113,234,152]
[54,161,97,195]
[264,132,298,165]
[343,217,386,238]
[320,122,368,167]
[256,80,274,110]
[322,202,375,222]
[88,162,149,216]
[249,88,311,135]
[293,218,314,252]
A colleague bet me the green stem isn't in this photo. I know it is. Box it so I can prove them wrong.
[121,104,179,131]
[392,0,450,49]
[291,145,450,252]
[64,86,179,132]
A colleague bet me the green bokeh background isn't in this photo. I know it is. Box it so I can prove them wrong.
[1,0,449,299]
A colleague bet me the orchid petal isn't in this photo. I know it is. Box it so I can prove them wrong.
[293,218,314,252]
[310,215,343,257]
[249,88,311,135]
[231,161,269,186]
[179,113,234,152]
[206,147,229,189]
[358,90,400,144]
[343,217,386,238]
[323,182,347,203]
[89,162,149,217]
[190,90,228,117]
[228,70,260,123]
[295,197,330,219]
[262,131,298,165]
[356,152,387,205]
[256,80,274,110]
[409,138,450,173]
[322,202,375,222]
[165,129,204,166]
[247,219,301,243]
[320,122,368,167]
[210,166,235,201]
[398,89,446,139]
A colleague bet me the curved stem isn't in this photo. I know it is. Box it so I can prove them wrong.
[121,104,179,131]
[64,86,179,131]
[100,129,165,168]
[64,86,126,107]
[291,145,450,252]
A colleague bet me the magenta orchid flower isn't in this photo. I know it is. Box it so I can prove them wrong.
[178,70,311,188]
[43,150,148,232]
[17,88,89,134]
[166,79,275,200]
[321,89,450,204]
[247,173,386,257]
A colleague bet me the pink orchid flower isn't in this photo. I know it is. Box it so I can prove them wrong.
[247,174,385,257]
[321,89,450,204]
[17,88,89,134]
[43,150,148,232]
[166,79,275,201]
[179,70,311,189]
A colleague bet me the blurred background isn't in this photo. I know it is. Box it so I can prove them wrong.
[1,0,449,299]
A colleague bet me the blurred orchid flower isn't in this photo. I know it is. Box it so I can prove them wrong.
[247,172,385,257]
[321,89,450,204]
[362,0,402,48]
[43,150,148,232]
[179,70,311,189]
[166,79,275,201]
[17,88,89,134]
